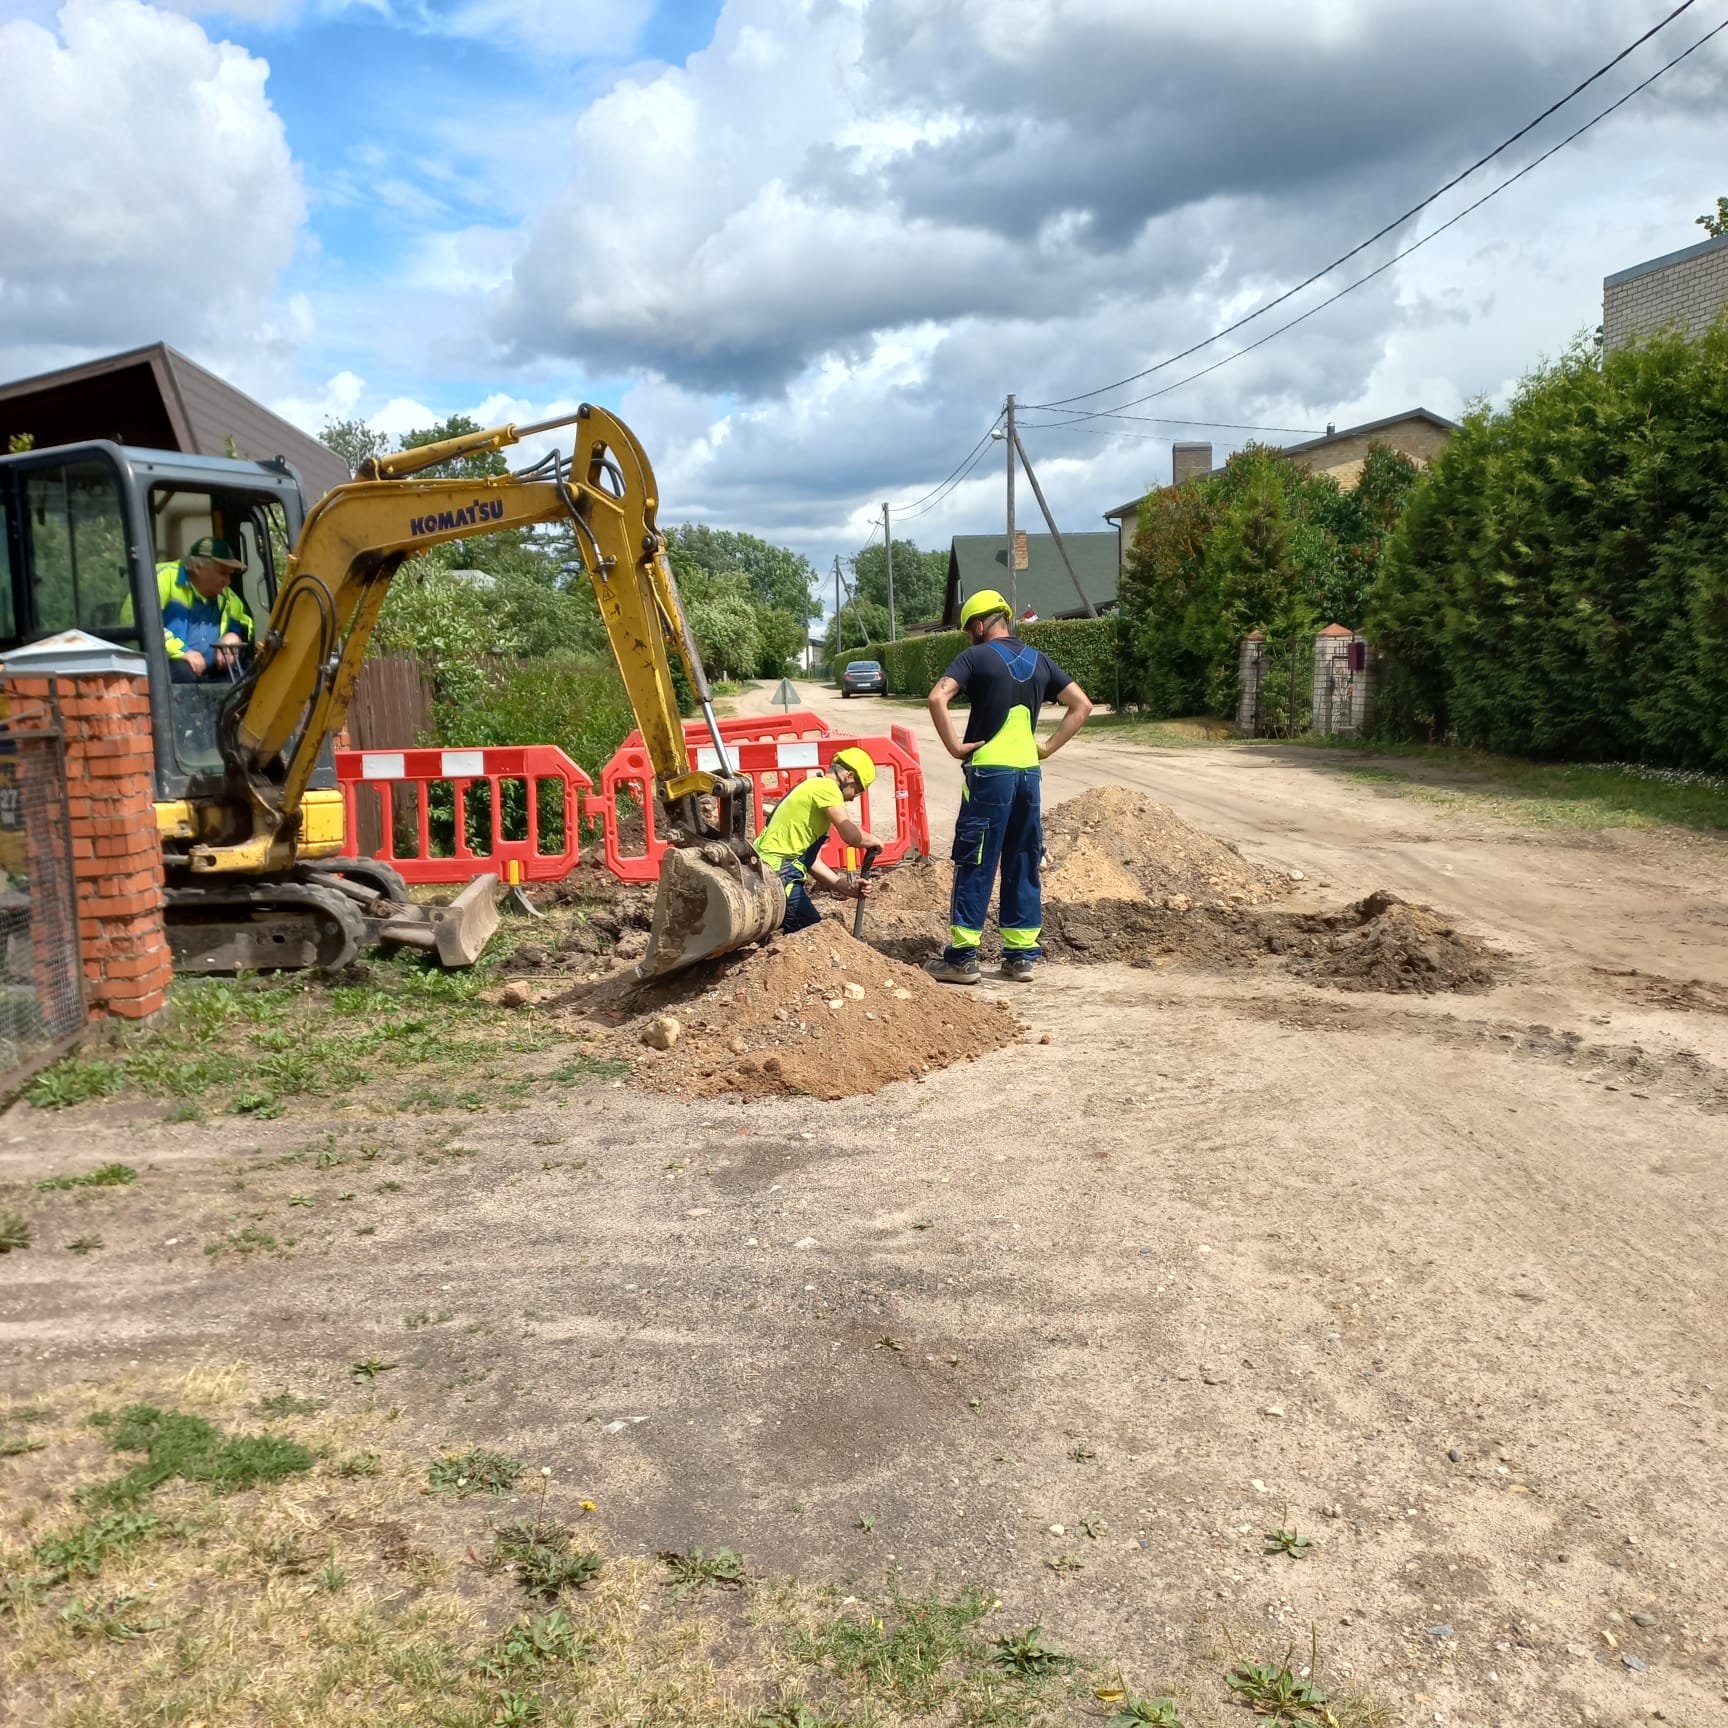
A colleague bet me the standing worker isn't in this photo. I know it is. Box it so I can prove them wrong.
[924,589,1092,983]
[754,747,887,935]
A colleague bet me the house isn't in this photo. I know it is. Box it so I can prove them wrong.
[1603,231,1728,350]
[1102,407,1460,566]
[0,342,349,502]
[940,530,1119,629]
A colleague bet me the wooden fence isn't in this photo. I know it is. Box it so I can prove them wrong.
[341,651,436,858]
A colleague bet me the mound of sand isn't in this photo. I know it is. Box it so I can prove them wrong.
[1042,784,1286,908]
[554,923,1020,1101]
[1267,891,1503,995]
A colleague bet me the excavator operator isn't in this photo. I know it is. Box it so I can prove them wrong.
[152,536,254,681]
[754,746,885,935]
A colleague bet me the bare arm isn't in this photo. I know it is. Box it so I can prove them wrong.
[927,675,983,762]
[1037,681,1092,761]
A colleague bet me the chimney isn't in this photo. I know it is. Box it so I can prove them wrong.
[1172,441,1212,486]
[1326,422,1336,436]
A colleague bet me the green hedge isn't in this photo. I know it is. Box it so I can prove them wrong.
[830,617,1121,703]
[1368,326,1728,767]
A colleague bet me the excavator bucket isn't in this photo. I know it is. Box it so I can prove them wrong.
[637,845,785,979]
[376,873,504,967]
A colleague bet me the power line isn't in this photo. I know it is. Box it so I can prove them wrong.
[892,429,1003,522]
[1028,0,1705,412]
[1081,13,1728,419]
[1017,407,1325,434]
[887,409,1004,514]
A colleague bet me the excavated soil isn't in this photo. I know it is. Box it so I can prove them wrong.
[552,922,1021,1101]
[862,785,1504,995]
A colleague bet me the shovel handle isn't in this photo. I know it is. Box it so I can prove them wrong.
[851,847,881,939]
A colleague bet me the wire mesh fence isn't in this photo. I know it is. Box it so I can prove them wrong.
[0,701,85,1095]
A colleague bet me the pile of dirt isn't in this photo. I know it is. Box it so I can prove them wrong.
[553,923,1021,1101]
[1041,784,1287,908]
[1267,890,1503,995]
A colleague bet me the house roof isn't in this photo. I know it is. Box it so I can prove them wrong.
[942,531,1119,628]
[1101,406,1460,522]
[1604,229,1728,289]
[0,342,349,501]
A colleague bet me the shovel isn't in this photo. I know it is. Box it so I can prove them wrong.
[851,846,882,940]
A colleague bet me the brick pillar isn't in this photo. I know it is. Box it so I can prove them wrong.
[1,672,171,1021]
[1236,632,1266,734]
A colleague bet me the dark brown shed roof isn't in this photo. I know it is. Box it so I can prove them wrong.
[0,342,349,501]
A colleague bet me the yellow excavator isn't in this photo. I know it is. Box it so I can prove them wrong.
[0,405,783,976]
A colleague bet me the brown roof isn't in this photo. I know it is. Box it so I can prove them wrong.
[0,342,349,500]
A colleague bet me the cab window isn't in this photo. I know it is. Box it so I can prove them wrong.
[22,460,133,639]
[0,490,17,651]
[149,487,277,635]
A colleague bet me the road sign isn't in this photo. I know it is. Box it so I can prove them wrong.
[772,677,799,708]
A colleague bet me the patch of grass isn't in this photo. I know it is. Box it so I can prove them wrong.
[1301,742,1728,832]
[491,1520,603,1600]
[334,1452,381,1478]
[790,1582,995,1710]
[254,1393,326,1418]
[406,1309,455,1329]
[32,1508,165,1584]
[82,1404,316,1511]
[24,1056,125,1109]
[59,1592,164,1641]
[472,1608,592,1679]
[35,1163,137,1192]
[67,1235,103,1256]
[204,1225,282,1261]
[429,1447,526,1498]
[0,1212,33,1252]
[350,1358,397,1382]
[1,1436,47,1459]
[658,1545,749,1595]
[1084,712,1243,749]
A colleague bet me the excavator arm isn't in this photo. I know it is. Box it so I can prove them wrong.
[188,404,782,975]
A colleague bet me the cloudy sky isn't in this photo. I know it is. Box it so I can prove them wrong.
[2,0,1724,578]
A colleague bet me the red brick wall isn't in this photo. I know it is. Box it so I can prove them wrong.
[1,672,172,1021]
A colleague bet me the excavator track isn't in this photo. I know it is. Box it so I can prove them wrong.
[166,878,369,974]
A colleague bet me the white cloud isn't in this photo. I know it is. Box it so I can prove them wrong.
[0,0,306,378]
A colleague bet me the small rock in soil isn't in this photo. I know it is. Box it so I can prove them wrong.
[1622,1654,1648,1672]
[515,943,550,967]
[641,1015,681,1050]
[1448,1447,1463,1462]
[1630,1612,1657,1628]
[500,981,533,1009]
[1425,1624,1454,1640]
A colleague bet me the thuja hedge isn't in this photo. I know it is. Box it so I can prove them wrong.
[829,617,1121,703]
[1369,327,1728,767]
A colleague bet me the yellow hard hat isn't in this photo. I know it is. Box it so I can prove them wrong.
[959,587,1012,629]
[832,746,877,789]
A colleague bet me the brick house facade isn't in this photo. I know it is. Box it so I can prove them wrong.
[1602,232,1728,350]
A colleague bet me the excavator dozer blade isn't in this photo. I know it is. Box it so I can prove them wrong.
[376,873,504,968]
[637,845,785,980]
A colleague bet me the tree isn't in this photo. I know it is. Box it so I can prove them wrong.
[680,569,762,681]
[822,598,890,663]
[664,523,819,622]
[851,538,948,627]
[1697,195,1728,238]
[318,417,391,477]
[1118,442,1418,716]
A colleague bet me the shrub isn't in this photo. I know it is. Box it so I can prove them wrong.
[834,618,1121,705]
[1370,327,1728,768]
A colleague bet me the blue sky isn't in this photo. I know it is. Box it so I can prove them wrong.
[2,0,1726,577]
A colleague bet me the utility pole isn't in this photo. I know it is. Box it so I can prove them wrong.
[832,554,844,658]
[1004,393,1018,620]
[1012,428,1098,619]
[883,502,896,642]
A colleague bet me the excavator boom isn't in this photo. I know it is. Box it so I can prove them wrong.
[197,404,780,976]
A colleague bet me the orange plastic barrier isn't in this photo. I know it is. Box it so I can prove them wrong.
[336,744,593,885]
[594,728,930,885]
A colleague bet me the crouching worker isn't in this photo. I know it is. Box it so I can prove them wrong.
[754,747,886,935]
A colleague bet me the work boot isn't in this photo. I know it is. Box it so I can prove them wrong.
[999,954,1036,983]
[924,953,980,986]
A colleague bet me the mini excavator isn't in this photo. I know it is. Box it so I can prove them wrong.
[0,406,783,977]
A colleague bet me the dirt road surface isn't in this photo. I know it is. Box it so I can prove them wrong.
[6,684,1726,1726]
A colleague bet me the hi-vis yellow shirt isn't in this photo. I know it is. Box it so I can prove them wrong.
[944,638,1071,768]
[754,775,844,875]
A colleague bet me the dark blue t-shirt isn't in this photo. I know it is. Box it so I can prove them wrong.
[944,637,1071,767]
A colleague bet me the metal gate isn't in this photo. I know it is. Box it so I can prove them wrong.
[0,700,85,1095]
[1240,632,1371,738]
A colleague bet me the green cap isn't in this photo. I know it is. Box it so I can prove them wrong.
[187,535,244,569]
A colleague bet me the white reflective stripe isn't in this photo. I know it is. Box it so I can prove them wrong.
[778,741,819,768]
[442,750,485,777]
[696,747,722,774]
[361,752,405,780]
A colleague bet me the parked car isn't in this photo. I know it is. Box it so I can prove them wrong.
[841,659,886,697]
